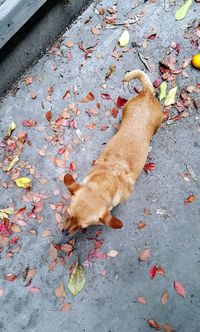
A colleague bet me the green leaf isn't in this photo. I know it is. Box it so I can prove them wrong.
[68,262,86,296]
[159,81,167,101]
[164,87,178,106]
[175,0,193,21]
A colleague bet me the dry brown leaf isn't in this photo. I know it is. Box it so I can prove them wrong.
[24,76,33,85]
[48,259,57,272]
[160,291,169,305]
[61,244,73,253]
[49,243,57,259]
[64,40,74,48]
[139,249,151,261]
[42,229,52,237]
[30,92,37,99]
[54,283,66,298]
[38,148,47,156]
[38,178,49,185]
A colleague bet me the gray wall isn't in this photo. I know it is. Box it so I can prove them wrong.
[0,0,91,96]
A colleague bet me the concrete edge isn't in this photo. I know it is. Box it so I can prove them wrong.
[0,0,92,97]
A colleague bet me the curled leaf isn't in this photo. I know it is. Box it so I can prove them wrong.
[116,96,127,107]
[175,0,193,21]
[3,155,19,172]
[164,87,177,106]
[4,122,16,140]
[105,65,116,79]
[118,29,130,47]
[147,319,161,330]
[159,81,167,101]
[68,262,86,296]
[15,177,32,189]
[184,194,196,205]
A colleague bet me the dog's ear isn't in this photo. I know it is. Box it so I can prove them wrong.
[101,211,123,229]
[64,174,81,195]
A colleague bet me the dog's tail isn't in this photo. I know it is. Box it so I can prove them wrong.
[123,70,154,94]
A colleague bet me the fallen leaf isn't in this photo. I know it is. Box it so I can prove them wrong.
[54,283,66,298]
[64,40,74,48]
[153,78,162,88]
[116,96,127,107]
[60,303,71,312]
[91,26,101,35]
[22,120,37,127]
[160,291,169,305]
[30,91,37,99]
[42,229,51,237]
[184,194,196,205]
[4,122,16,140]
[98,7,105,15]
[149,265,165,279]
[80,92,95,103]
[66,52,72,61]
[15,177,32,189]
[49,243,57,259]
[101,93,112,100]
[147,33,157,40]
[48,259,57,272]
[46,111,52,122]
[24,76,33,85]
[144,163,156,173]
[164,87,177,106]
[147,319,161,330]
[0,208,14,219]
[174,281,186,297]
[175,0,192,21]
[11,225,21,233]
[61,243,73,253]
[3,155,19,172]
[4,274,17,281]
[105,65,116,79]
[118,29,130,47]
[111,107,119,118]
[68,262,86,296]
[139,249,151,261]
[30,287,40,294]
[23,268,36,286]
[137,296,147,304]
[107,250,118,257]
[138,222,146,229]
[159,81,167,101]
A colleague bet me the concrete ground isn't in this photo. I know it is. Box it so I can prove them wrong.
[0,1,200,331]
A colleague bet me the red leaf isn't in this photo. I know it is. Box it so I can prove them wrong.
[147,319,161,330]
[111,107,119,118]
[174,281,186,297]
[149,265,165,279]
[101,93,112,100]
[10,237,20,244]
[149,265,156,280]
[144,163,156,173]
[66,52,72,61]
[153,78,162,88]
[184,194,196,205]
[116,96,127,107]
[100,124,109,131]
[22,120,37,127]
[5,274,17,281]
[147,33,157,40]
[69,162,76,172]
[45,111,52,122]
[137,296,147,304]
[80,92,95,103]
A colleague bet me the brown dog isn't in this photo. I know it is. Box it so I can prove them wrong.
[64,70,163,233]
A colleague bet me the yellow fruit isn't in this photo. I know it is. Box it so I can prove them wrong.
[192,54,200,69]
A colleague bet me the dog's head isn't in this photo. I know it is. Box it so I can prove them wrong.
[63,174,123,234]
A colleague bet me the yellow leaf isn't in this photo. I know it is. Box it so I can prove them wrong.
[0,208,15,219]
[175,0,193,21]
[3,155,19,172]
[159,81,167,101]
[4,122,16,140]
[164,87,178,106]
[15,177,32,189]
[68,262,86,296]
[118,29,130,47]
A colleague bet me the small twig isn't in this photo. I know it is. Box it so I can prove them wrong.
[137,52,151,71]
[104,17,139,29]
